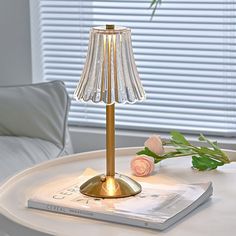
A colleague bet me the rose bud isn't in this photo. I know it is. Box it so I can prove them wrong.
[144,135,164,155]
[130,155,155,177]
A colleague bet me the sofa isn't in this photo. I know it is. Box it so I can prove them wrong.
[0,80,73,183]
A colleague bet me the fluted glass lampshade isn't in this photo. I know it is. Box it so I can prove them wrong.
[74,25,145,104]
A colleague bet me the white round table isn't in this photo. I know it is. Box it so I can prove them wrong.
[0,147,236,236]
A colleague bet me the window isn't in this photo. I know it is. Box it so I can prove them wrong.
[31,0,236,136]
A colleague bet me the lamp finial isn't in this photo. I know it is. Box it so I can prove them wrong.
[106,24,114,30]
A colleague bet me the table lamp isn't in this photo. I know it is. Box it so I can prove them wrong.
[74,25,145,198]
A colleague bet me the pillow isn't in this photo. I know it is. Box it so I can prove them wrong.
[0,136,62,183]
[0,80,73,155]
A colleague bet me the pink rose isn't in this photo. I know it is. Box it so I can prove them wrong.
[130,155,155,177]
[144,135,164,155]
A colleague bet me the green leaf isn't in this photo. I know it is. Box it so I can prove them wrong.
[200,134,219,151]
[150,0,162,8]
[198,134,230,163]
[149,0,162,20]
[198,147,220,156]
[192,155,224,171]
[163,151,181,158]
[176,147,192,154]
[136,149,149,156]
[136,147,164,163]
[170,131,191,146]
[198,135,205,141]
[150,0,157,7]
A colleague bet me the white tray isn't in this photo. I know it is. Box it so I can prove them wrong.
[0,147,236,236]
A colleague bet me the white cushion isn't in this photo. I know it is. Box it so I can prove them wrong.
[0,136,61,182]
[0,81,73,154]
[0,81,74,182]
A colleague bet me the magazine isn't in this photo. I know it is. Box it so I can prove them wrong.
[28,169,213,230]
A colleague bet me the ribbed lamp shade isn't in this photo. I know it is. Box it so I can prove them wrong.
[74,25,145,104]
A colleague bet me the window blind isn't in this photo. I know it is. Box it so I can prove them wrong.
[38,0,236,136]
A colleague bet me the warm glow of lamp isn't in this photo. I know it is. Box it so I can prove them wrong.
[103,177,119,196]
[74,25,145,198]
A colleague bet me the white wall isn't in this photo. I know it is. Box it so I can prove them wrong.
[0,0,32,86]
[69,127,147,153]
[69,127,236,153]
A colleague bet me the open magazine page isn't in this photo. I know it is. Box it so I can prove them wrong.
[28,170,212,225]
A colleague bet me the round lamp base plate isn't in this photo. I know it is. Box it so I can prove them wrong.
[80,173,142,198]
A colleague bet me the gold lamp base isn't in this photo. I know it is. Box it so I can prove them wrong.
[80,173,142,198]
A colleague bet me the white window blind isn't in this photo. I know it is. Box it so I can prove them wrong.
[37,0,236,136]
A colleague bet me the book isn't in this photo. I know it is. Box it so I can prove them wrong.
[28,169,213,230]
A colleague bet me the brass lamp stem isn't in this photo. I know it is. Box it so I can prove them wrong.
[106,23,115,177]
[106,104,115,176]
